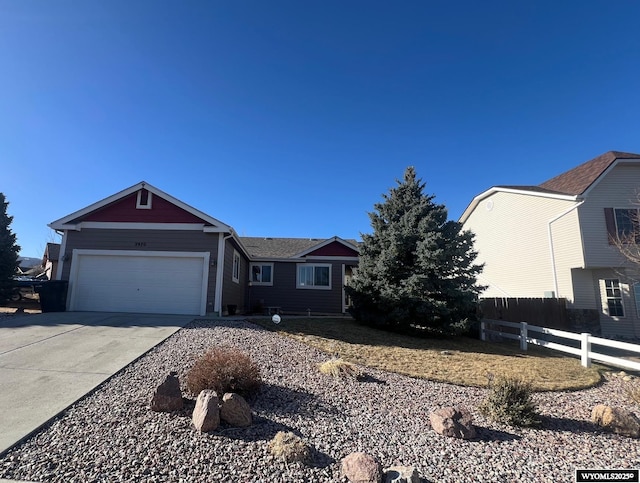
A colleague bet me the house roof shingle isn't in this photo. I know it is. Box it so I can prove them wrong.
[493,185,569,196]
[240,237,360,259]
[538,151,640,195]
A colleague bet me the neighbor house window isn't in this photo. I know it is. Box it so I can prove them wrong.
[136,189,152,209]
[232,250,240,283]
[614,208,640,242]
[604,279,624,317]
[250,263,273,285]
[297,264,331,289]
[634,283,640,318]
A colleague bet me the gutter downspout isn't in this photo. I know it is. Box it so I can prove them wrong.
[547,199,585,298]
[214,232,234,316]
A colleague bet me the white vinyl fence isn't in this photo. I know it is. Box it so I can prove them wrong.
[481,319,640,372]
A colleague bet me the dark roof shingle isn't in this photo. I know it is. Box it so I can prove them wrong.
[240,237,359,259]
[538,151,640,195]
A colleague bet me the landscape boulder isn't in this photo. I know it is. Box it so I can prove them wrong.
[429,405,477,439]
[267,431,311,464]
[192,390,220,432]
[341,452,382,483]
[592,404,640,438]
[383,465,420,483]
[150,372,183,412]
[220,392,252,427]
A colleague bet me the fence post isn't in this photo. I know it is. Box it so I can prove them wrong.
[581,333,591,368]
[480,321,486,341]
[520,322,528,351]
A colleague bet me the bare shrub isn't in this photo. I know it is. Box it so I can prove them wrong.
[268,431,311,464]
[479,375,541,427]
[185,346,261,399]
[318,358,358,378]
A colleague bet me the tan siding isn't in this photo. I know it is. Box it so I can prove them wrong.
[462,191,581,299]
[549,208,583,300]
[570,268,598,310]
[61,229,219,311]
[580,164,640,268]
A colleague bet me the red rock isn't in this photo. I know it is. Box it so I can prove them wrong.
[429,405,476,439]
[220,392,252,427]
[150,372,183,412]
[341,452,382,483]
[192,390,220,432]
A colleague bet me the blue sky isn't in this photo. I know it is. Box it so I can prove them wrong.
[2,1,640,257]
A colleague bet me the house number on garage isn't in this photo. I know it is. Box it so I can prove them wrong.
[135,242,147,247]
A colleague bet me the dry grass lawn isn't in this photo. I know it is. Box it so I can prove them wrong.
[249,316,604,391]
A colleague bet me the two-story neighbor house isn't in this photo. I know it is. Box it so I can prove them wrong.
[460,151,640,339]
[48,182,359,317]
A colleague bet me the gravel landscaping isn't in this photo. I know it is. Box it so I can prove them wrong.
[1,318,639,482]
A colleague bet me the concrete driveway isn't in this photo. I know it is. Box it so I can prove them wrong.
[0,311,194,456]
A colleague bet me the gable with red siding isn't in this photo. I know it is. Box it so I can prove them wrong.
[306,241,359,257]
[72,191,212,224]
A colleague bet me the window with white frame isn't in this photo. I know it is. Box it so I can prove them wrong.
[604,279,624,317]
[297,264,331,289]
[232,250,240,283]
[250,263,273,285]
[136,189,152,209]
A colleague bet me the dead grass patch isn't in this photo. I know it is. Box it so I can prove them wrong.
[250,317,603,391]
[626,382,640,405]
[318,358,359,378]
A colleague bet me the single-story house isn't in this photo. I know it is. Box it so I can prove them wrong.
[48,181,359,316]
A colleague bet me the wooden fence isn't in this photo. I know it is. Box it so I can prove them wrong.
[481,319,640,371]
[480,297,569,330]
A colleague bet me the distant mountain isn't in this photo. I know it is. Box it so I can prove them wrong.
[18,257,42,269]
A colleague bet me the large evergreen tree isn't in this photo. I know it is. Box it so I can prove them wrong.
[0,193,20,303]
[347,167,483,335]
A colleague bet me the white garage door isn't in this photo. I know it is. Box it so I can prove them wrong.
[70,250,209,315]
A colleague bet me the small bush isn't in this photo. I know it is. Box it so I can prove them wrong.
[318,358,358,378]
[268,431,311,464]
[185,346,261,399]
[626,382,640,405]
[479,375,541,427]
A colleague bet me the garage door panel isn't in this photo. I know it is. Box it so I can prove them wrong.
[71,252,207,315]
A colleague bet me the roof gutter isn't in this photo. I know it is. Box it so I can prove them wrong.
[548,199,585,298]
[460,187,578,224]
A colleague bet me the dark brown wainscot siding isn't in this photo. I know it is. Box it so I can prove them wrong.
[221,238,248,314]
[249,258,353,314]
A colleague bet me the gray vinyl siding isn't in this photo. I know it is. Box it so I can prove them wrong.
[60,229,220,311]
[221,238,248,314]
[570,268,599,310]
[462,191,581,299]
[578,164,640,268]
[591,268,640,339]
[249,259,349,314]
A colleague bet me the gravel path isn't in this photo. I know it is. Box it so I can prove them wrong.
[1,318,639,482]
